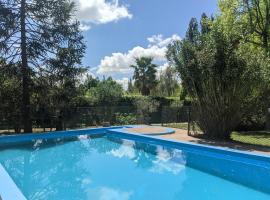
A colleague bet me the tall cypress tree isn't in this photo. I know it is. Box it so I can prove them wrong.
[0,0,85,132]
[200,13,211,34]
[186,18,200,43]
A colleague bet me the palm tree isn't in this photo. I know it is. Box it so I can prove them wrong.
[130,57,157,95]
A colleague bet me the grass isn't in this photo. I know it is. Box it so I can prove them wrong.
[165,122,201,132]
[231,131,270,147]
[165,122,270,147]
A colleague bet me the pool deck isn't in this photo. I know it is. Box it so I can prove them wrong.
[124,126,270,155]
[124,126,174,135]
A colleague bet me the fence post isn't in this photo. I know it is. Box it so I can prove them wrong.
[161,105,163,126]
[187,106,191,136]
[266,108,270,130]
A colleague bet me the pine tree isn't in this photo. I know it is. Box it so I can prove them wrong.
[0,0,85,132]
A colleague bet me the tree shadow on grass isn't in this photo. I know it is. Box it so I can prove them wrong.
[188,133,270,154]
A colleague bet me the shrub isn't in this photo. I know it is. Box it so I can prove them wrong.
[115,113,137,125]
[134,97,160,124]
[167,18,258,139]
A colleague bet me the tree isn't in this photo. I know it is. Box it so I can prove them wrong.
[0,0,85,132]
[131,57,158,96]
[46,48,86,130]
[83,75,99,90]
[218,0,270,130]
[167,16,258,139]
[134,97,159,124]
[86,77,124,106]
[0,60,22,132]
[200,13,212,34]
[186,18,200,43]
[127,78,134,93]
[218,0,270,53]
[156,66,179,97]
[242,0,270,52]
[85,77,124,124]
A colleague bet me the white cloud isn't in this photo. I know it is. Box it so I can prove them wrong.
[99,187,133,200]
[149,147,186,175]
[79,23,91,31]
[109,140,136,159]
[116,77,129,90]
[74,0,132,30]
[157,62,170,76]
[96,34,181,76]
[147,34,180,47]
[86,187,133,200]
[79,71,96,84]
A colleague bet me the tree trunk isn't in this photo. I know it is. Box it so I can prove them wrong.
[142,85,150,96]
[56,116,63,131]
[56,110,63,131]
[262,30,269,53]
[20,0,32,133]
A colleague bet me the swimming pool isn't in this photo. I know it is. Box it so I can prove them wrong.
[0,127,270,200]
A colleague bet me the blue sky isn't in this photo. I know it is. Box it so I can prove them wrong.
[75,0,218,86]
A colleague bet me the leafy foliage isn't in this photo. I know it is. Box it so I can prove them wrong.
[218,0,270,130]
[218,0,270,53]
[0,0,85,132]
[0,60,22,132]
[167,15,258,139]
[155,66,179,97]
[0,0,269,136]
[134,96,160,124]
[115,112,137,125]
[85,77,124,106]
[130,57,158,96]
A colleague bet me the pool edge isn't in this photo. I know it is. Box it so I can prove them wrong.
[0,164,27,200]
[106,127,270,161]
[1,126,269,159]
[1,126,270,197]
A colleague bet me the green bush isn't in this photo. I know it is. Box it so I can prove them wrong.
[134,97,160,124]
[115,113,137,125]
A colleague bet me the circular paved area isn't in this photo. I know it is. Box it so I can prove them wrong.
[124,126,174,135]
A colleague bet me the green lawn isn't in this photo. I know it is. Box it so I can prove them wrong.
[231,131,270,147]
[166,122,189,130]
[165,122,270,147]
[165,122,201,132]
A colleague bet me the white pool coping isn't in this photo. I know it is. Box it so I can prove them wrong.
[0,164,27,200]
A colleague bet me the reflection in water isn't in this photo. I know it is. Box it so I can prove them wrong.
[33,139,43,149]
[108,140,136,159]
[77,135,89,140]
[0,136,187,200]
[150,146,186,175]
[0,135,269,200]
[107,139,186,175]
[86,187,133,200]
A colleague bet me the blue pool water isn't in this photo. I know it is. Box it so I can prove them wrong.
[0,134,270,200]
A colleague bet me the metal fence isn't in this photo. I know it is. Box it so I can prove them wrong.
[1,105,270,150]
[0,105,191,134]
